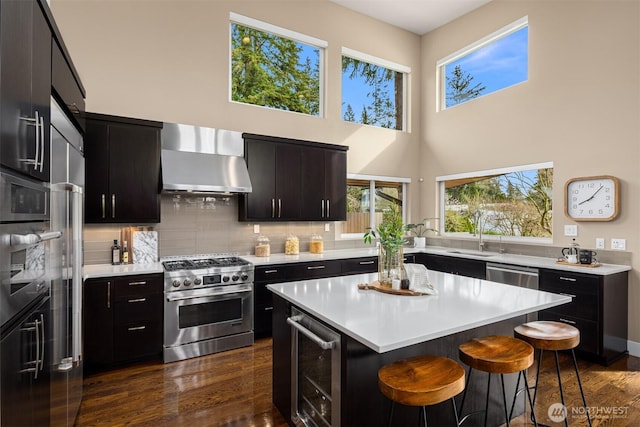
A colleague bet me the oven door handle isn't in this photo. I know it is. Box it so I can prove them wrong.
[166,286,251,301]
[287,315,336,350]
[10,231,62,246]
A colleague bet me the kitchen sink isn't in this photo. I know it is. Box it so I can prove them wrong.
[446,250,496,258]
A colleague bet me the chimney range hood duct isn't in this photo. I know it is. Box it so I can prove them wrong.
[161,123,252,194]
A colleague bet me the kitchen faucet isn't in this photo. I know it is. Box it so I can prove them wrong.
[474,211,486,252]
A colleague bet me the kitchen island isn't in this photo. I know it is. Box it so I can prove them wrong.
[268,271,571,426]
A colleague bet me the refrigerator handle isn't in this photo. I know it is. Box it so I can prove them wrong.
[71,189,84,363]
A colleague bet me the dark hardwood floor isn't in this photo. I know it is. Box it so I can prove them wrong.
[76,339,640,426]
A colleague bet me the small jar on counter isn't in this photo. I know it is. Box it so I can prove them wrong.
[309,234,324,254]
[284,234,299,255]
[255,235,270,257]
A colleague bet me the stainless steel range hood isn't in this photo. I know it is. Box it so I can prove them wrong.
[161,123,252,194]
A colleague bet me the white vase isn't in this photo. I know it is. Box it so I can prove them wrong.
[414,237,426,248]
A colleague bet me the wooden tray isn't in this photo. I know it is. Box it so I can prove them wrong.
[357,281,425,296]
[555,260,601,268]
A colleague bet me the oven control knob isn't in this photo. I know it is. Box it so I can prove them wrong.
[222,276,230,282]
[194,278,202,285]
[183,279,192,286]
[240,273,249,281]
[172,280,181,288]
[232,274,239,282]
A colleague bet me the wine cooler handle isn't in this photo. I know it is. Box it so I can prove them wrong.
[287,315,335,350]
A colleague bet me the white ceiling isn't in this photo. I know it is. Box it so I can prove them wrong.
[329,0,492,35]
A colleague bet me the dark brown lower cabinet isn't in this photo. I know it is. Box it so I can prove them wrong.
[538,268,628,365]
[84,274,163,372]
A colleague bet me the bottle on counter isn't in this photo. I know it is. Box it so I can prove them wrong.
[309,234,323,254]
[111,240,121,265]
[255,235,271,257]
[122,240,129,264]
[284,234,299,255]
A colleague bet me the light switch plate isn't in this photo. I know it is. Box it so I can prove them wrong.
[564,225,578,236]
[611,238,626,250]
[595,238,605,249]
[253,224,260,234]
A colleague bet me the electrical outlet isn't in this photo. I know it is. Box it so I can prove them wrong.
[564,225,578,236]
[324,223,330,232]
[595,238,605,249]
[253,224,260,234]
[611,238,626,250]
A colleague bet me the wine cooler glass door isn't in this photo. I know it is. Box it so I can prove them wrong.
[289,308,341,427]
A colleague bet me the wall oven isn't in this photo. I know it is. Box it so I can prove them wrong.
[162,254,254,363]
[289,307,341,427]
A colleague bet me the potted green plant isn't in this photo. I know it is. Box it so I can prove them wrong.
[364,204,407,287]
[406,218,439,248]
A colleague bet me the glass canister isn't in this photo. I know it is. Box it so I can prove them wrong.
[284,234,299,255]
[309,234,324,254]
[255,235,270,257]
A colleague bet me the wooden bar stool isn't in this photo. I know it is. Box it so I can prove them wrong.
[378,355,465,426]
[458,335,537,427]
[513,321,592,427]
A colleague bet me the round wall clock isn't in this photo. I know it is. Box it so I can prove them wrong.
[565,175,619,221]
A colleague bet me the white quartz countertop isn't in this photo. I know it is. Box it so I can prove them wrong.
[267,271,572,353]
[245,246,630,275]
[83,262,164,279]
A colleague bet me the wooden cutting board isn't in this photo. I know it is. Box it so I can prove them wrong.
[357,281,425,296]
[555,260,601,268]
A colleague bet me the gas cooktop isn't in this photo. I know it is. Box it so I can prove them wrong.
[161,254,254,291]
[162,255,250,272]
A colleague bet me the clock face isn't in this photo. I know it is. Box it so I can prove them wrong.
[565,176,619,221]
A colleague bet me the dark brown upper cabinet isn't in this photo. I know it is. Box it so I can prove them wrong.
[239,133,348,222]
[84,113,162,223]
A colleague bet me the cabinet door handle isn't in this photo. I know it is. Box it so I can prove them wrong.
[359,260,375,265]
[127,298,146,303]
[128,281,147,286]
[278,199,282,218]
[321,200,325,218]
[559,276,577,282]
[264,269,278,274]
[101,194,106,219]
[38,114,45,172]
[559,318,577,325]
[326,199,330,217]
[38,314,45,373]
[111,194,116,218]
[307,265,325,270]
[18,113,39,167]
[271,199,275,218]
[128,325,146,331]
[107,282,111,309]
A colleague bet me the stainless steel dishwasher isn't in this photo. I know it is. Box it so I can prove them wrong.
[486,263,540,321]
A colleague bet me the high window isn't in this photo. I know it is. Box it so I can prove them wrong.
[437,162,553,242]
[341,175,410,239]
[230,13,326,116]
[437,17,528,110]
[341,48,409,131]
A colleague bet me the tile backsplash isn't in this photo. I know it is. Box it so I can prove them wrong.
[83,195,631,266]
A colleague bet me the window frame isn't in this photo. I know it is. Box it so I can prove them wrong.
[229,12,328,117]
[341,47,410,131]
[436,161,553,244]
[339,173,411,240]
[436,16,529,111]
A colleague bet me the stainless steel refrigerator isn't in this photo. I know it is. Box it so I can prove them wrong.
[49,97,84,426]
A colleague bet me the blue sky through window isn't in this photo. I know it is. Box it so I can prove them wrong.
[445,26,528,108]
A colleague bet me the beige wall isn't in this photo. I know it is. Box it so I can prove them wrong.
[421,1,640,343]
[52,0,640,344]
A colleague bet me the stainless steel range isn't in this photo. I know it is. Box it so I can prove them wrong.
[162,253,254,363]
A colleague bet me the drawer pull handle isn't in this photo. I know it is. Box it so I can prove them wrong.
[559,318,577,325]
[264,307,274,311]
[128,326,146,331]
[559,276,577,282]
[307,266,325,270]
[128,281,147,286]
[264,270,278,274]
[359,261,375,265]
[128,298,146,303]
[558,292,576,298]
